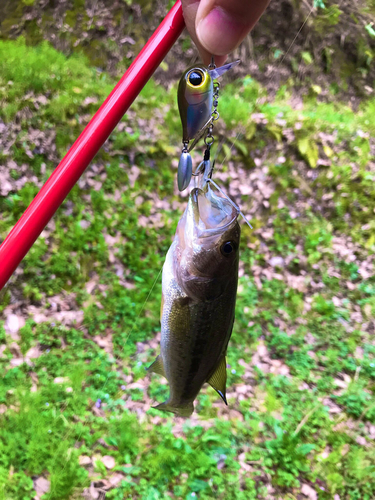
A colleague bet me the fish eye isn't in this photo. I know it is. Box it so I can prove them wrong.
[188,70,204,87]
[221,241,234,256]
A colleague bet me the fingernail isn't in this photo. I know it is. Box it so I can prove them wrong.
[196,7,243,56]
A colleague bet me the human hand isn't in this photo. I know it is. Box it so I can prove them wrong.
[181,0,270,67]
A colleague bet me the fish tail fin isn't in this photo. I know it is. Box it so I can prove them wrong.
[153,400,194,418]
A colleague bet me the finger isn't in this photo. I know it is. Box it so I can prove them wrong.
[181,0,225,66]
[196,0,270,56]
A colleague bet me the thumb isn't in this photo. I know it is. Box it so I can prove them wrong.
[196,0,270,56]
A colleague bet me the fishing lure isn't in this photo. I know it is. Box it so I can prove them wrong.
[177,58,239,191]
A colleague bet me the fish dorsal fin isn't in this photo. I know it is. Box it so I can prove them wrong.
[148,355,166,378]
[207,356,227,405]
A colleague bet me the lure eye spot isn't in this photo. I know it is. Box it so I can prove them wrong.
[221,241,234,256]
[188,70,204,87]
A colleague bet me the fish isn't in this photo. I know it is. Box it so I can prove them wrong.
[149,184,241,417]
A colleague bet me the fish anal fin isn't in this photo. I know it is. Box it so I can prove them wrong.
[207,356,228,405]
[147,355,166,378]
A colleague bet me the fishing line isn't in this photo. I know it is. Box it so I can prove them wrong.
[274,3,314,73]
[217,131,241,168]
[120,266,163,356]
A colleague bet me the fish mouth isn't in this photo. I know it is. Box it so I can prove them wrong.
[189,187,239,237]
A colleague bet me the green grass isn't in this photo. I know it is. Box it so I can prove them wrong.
[0,39,375,499]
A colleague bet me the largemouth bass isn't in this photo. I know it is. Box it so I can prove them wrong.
[149,186,240,417]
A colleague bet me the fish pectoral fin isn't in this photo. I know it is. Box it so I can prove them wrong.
[147,355,166,378]
[207,356,228,405]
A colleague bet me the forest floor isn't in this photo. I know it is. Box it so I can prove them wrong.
[0,10,375,500]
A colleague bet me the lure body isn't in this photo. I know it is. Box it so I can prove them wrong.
[176,60,240,191]
[178,64,214,143]
[149,186,240,417]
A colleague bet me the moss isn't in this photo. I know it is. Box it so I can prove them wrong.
[0,2,24,38]
[64,10,78,29]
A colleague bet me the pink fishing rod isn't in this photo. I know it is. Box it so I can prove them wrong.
[0,1,185,291]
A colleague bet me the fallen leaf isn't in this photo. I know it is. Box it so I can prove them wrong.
[108,473,125,487]
[25,346,43,360]
[4,314,25,340]
[356,436,368,447]
[79,455,92,466]
[269,256,285,267]
[34,477,50,499]
[301,483,318,500]
[54,377,69,384]
[101,455,116,469]
[89,482,100,500]
[341,444,350,456]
